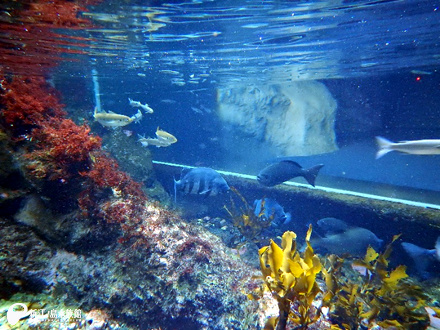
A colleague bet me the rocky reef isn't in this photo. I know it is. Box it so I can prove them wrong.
[217,81,338,157]
[0,3,263,327]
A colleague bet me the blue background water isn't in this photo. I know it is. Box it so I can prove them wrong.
[47,0,440,203]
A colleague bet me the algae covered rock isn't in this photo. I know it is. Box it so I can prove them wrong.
[217,80,338,157]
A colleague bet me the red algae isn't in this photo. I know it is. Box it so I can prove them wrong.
[0,0,150,248]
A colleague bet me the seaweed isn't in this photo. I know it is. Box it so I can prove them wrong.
[223,186,273,245]
[256,226,323,330]
[322,234,429,329]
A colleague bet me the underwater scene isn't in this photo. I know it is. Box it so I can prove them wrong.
[1,0,440,329]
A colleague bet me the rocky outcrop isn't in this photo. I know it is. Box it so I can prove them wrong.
[217,81,338,157]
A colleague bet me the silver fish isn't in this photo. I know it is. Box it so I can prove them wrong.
[94,107,139,127]
[128,98,154,114]
[376,136,440,159]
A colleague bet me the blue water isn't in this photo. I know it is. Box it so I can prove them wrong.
[4,0,440,200]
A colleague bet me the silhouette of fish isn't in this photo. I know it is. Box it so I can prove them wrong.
[253,198,291,226]
[317,217,349,234]
[375,136,440,159]
[401,238,440,279]
[310,226,383,257]
[174,167,229,203]
[257,160,324,187]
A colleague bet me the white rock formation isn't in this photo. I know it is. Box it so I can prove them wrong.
[217,80,338,156]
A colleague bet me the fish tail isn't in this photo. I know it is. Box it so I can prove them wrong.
[173,177,178,204]
[375,136,394,159]
[303,164,324,187]
[435,236,440,262]
[283,212,292,225]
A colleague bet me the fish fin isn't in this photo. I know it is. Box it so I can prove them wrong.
[375,136,394,159]
[435,236,440,261]
[303,164,324,187]
[401,242,435,276]
[174,177,178,204]
[180,168,191,179]
[283,212,292,225]
[280,160,302,168]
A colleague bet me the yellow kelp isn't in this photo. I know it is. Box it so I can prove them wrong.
[257,226,323,329]
[323,234,429,329]
[223,187,272,245]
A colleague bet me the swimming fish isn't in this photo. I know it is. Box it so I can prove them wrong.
[138,127,177,148]
[401,238,440,279]
[94,107,141,127]
[155,127,177,144]
[253,198,291,226]
[375,136,440,159]
[316,217,349,234]
[128,98,154,114]
[174,167,229,203]
[257,160,324,187]
[310,227,383,257]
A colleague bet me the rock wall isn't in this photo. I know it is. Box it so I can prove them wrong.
[217,81,338,156]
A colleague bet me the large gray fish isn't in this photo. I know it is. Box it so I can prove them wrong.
[316,217,349,234]
[310,227,383,257]
[174,167,229,202]
[257,160,324,187]
[376,136,440,159]
[401,238,440,279]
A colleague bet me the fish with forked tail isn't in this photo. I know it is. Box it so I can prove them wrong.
[257,160,324,187]
[375,136,440,159]
[94,107,141,127]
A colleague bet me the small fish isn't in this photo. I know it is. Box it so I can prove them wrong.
[122,130,133,137]
[138,127,177,148]
[410,69,432,75]
[257,160,324,187]
[94,107,136,127]
[401,237,440,279]
[310,227,383,257]
[155,127,177,144]
[138,136,173,148]
[253,198,291,226]
[375,136,440,159]
[160,99,177,104]
[174,167,229,203]
[128,98,154,114]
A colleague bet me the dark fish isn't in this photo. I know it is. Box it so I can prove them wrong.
[253,198,291,226]
[401,238,440,279]
[174,167,229,202]
[317,217,349,234]
[310,227,383,257]
[257,160,324,187]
